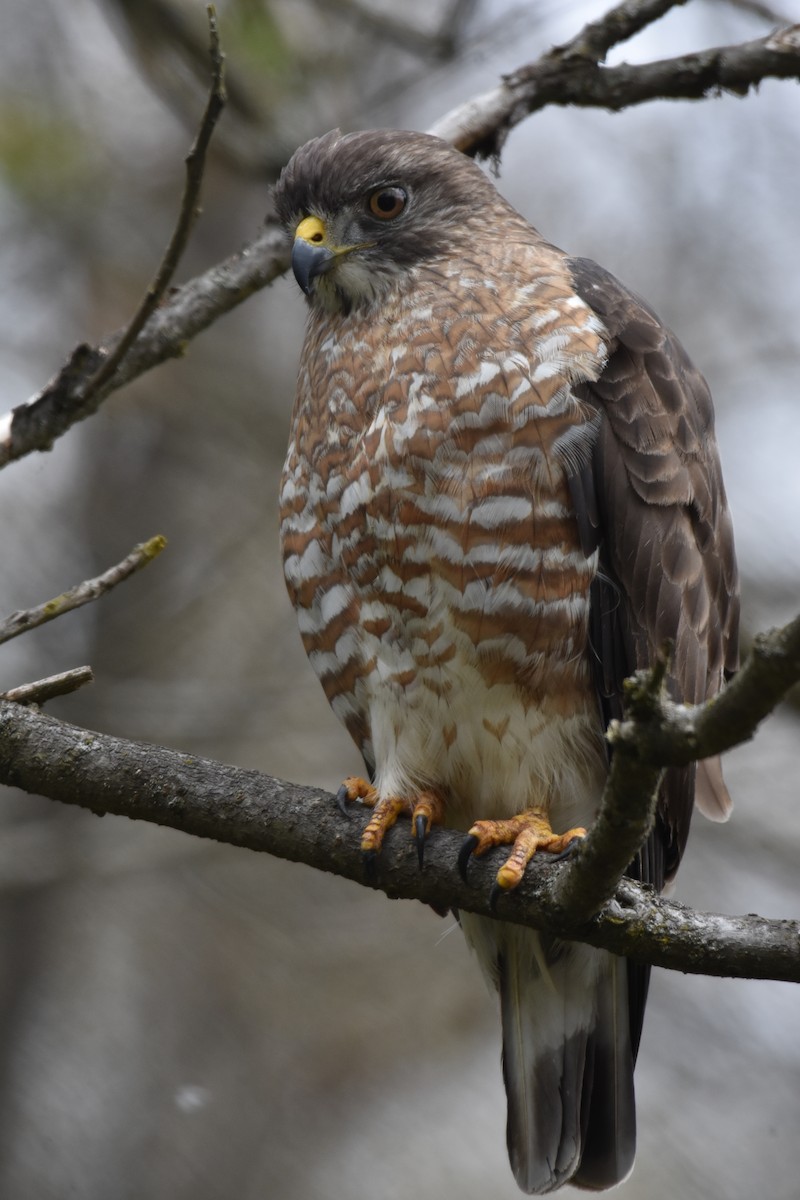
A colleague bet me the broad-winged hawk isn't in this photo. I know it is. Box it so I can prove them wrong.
[273,128,739,1194]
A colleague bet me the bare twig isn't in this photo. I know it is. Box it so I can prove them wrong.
[3,229,286,463]
[0,698,797,982]
[0,224,289,469]
[558,0,689,64]
[78,6,226,406]
[0,6,228,470]
[0,667,94,705]
[0,536,167,646]
[430,22,800,158]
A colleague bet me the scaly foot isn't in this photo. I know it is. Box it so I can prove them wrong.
[335,776,446,871]
[458,808,585,900]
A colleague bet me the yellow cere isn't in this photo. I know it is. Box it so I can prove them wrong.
[295,215,327,245]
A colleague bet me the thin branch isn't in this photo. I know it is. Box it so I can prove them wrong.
[0,5,232,470]
[75,6,226,406]
[430,22,800,157]
[0,698,797,982]
[0,536,167,646]
[0,667,94,705]
[558,0,690,64]
[0,223,290,469]
[550,655,670,921]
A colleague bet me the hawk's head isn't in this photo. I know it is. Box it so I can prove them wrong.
[273,128,506,314]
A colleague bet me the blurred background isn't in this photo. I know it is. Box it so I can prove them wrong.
[0,1,798,1197]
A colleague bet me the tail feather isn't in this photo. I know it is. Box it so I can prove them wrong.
[571,953,636,1191]
[461,915,636,1194]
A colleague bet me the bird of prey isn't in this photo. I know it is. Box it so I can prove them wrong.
[273,128,739,1193]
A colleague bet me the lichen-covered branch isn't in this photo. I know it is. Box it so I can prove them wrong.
[549,615,800,924]
[1,610,799,984]
[0,536,167,646]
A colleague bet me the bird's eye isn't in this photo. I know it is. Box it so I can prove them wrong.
[367,186,407,220]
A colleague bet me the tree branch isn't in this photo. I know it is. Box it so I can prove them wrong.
[0,666,94,705]
[559,0,690,65]
[0,535,167,645]
[1,4,798,989]
[431,22,800,157]
[608,612,800,766]
[0,223,289,469]
[2,6,798,469]
[78,5,226,405]
[0,697,797,982]
[551,616,800,922]
[550,654,670,921]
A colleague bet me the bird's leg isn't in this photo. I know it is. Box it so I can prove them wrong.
[362,796,408,862]
[335,777,446,870]
[458,807,586,894]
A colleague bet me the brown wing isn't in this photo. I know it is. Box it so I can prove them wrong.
[568,255,740,889]
[565,257,739,1067]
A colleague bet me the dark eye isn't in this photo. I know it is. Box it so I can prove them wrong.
[367,186,407,220]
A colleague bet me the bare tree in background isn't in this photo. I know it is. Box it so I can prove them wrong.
[0,3,799,1199]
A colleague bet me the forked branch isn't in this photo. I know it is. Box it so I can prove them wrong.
[0,612,799,982]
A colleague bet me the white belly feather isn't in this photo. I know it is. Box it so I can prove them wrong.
[362,571,606,834]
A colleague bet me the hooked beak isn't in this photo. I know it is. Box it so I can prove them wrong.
[291,215,335,295]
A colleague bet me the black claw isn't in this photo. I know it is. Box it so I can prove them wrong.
[362,849,378,882]
[335,784,351,818]
[458,834,480,883]
[550,836,583,864]
[489,882,504,913]
[414,814,427,869]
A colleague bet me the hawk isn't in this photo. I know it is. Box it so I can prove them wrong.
[273,129,739,1193]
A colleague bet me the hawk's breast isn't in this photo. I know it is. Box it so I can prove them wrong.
[281,252,610,824]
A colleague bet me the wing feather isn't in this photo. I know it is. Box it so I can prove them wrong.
[566,256,739,1062]
[568,255,739,877]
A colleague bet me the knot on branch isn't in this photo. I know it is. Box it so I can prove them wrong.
[766,25,800,54]
[622,640,672,714]
[605,642,695,768]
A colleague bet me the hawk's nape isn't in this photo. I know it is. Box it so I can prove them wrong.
[273,128,739,1193]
